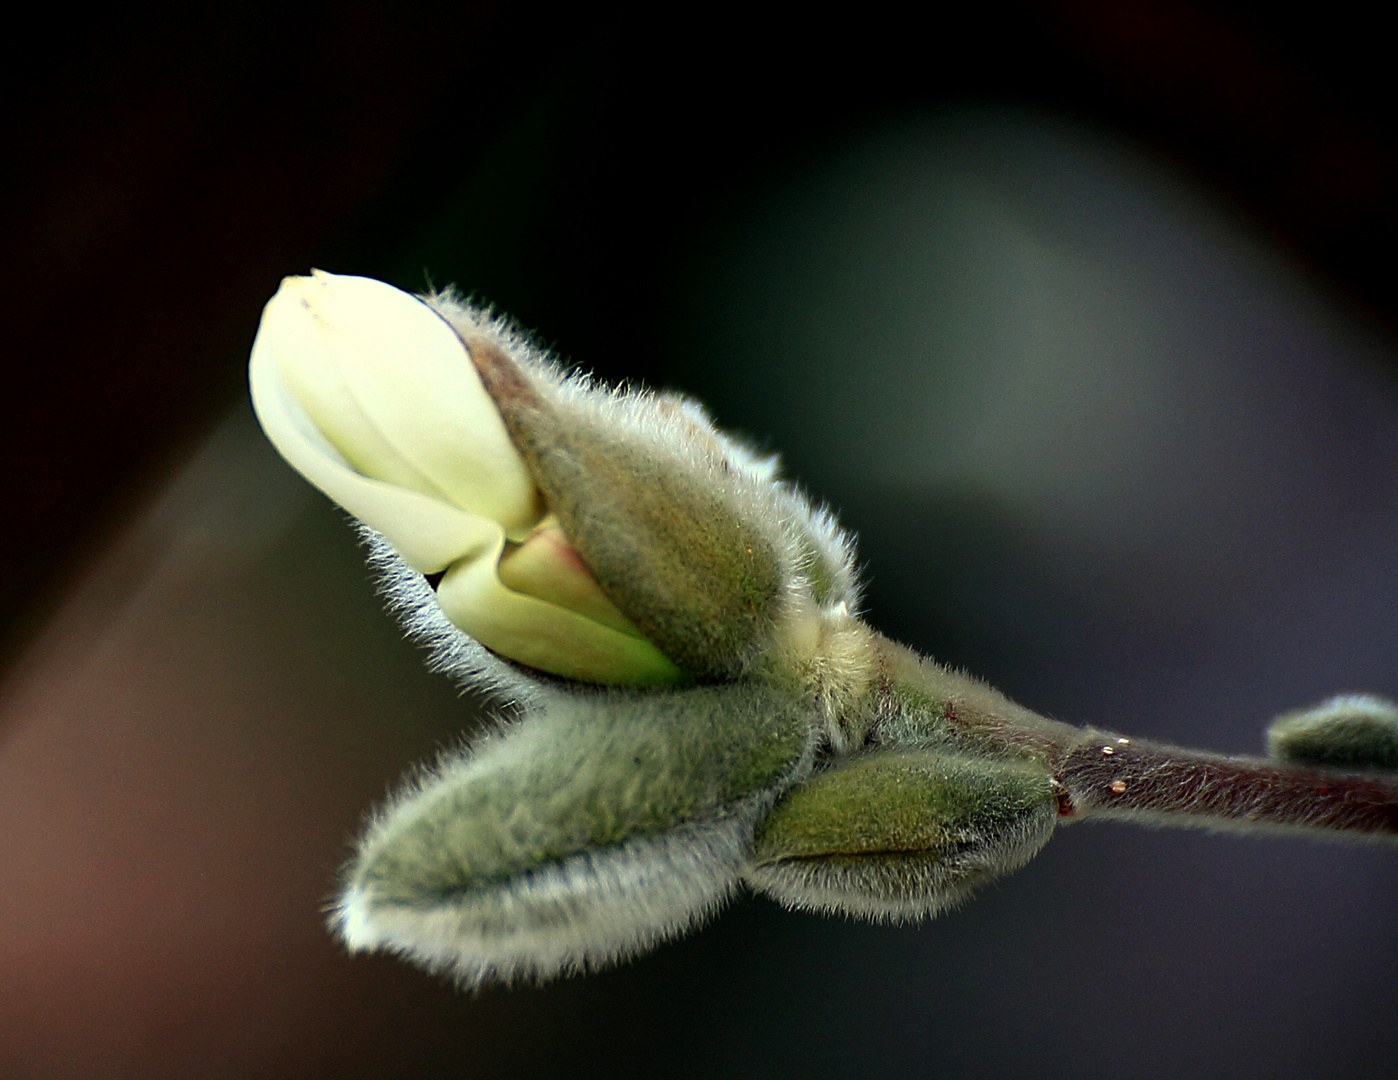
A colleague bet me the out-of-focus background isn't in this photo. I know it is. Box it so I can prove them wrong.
[4,3,1397,1077]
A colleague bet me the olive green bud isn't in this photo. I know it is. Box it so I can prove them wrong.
[746,750,1058,920]
[334,683,814,986]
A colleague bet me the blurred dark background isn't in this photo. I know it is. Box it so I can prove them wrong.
[3,2,1397,1078]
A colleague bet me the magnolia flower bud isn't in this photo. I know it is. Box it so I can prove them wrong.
[248,271,681,685]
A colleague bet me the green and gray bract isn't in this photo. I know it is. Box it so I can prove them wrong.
[749,751,1058,921]
[339,685,814,985]
[356,689,809,902]
[462,327,854,685]
[502,415,783,682]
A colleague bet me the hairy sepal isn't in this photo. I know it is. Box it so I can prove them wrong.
[332,683,816,986]
[746,750,1057,922]
[425,291,861,683]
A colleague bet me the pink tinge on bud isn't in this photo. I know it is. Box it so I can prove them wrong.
[497,518,648,639]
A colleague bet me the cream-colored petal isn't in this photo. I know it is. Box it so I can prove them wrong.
[252,327,498,571]
[252,271,541,538]
[438,548,684,686]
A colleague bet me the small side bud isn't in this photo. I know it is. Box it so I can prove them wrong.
[745,750,1058,921]
[332,684,815,987]
[1267,694,1398,771]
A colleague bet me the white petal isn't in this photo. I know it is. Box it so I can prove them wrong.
[249,271,540,539]
[250,330,499,571]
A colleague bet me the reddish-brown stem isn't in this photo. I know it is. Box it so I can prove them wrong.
[1056,735,1398,840]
